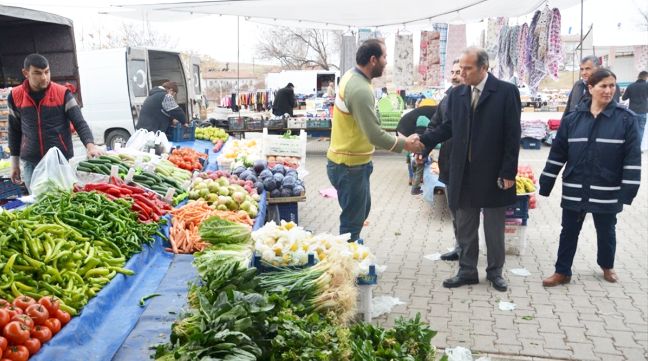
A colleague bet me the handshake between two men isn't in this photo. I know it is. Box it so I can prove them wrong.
[402,133,425,153]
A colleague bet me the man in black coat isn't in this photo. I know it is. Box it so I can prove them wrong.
[136,81,187,133]
[563,55,621,118]
[272,83,296,116]
[419,47,521,292]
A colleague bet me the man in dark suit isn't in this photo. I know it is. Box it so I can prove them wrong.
[563,55,621,118]
[419,47,521,292]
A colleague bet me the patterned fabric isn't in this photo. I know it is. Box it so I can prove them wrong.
[419,31,441,86]
[486,17,507,60]
[517,23,529,80]
[393,33,414,87]
[161,94,180,112]
[546,8,563,79]
[339,34,357,74]
[433,23,449,81]
[634,45,648,72]
[445,24,466,80]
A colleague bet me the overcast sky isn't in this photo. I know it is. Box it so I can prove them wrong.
[3,0,647,65]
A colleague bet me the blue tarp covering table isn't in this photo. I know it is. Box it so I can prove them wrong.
[30,219,174,361]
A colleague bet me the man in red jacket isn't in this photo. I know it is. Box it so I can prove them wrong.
[8,53,101,190]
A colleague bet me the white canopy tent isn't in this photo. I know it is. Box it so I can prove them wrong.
[110,0,582,29]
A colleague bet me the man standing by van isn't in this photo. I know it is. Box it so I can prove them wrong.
[8,53,101,189]
[136,81,188,133]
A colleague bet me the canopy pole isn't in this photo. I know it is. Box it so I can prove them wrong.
[237,15,241,119]
[579,0,583,61]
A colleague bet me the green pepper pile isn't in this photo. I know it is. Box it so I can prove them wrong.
[0,211,132,315]
[30,191,163,258]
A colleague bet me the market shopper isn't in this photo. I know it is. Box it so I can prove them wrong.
[563,55,621,118]
[272,82,297,116]
[327,38,423,241]
[326,82,335,98]
[540,69,641,286]
[8,53,101,190]
[136,81,188,133]
[426,59,464,261]
[419,47,521,292]
[396,104,437,187]
[621,71,648,142]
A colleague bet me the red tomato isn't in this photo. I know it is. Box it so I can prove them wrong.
[0,300,10,309]
[0,337,7,351]
[10,315,33,330]
[44,318,61,335]
[0,310,10,329]
[2,322,30,345]
[30,326,52,344]
[23,339,40,356]
[24,305,49,326]
[37,297,60,316]
[54,309,71,326]
[3,345,28,361]
[11,297,35,312]
[4,307,22,319]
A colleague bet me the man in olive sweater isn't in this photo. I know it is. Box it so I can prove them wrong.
[327,39,423,241]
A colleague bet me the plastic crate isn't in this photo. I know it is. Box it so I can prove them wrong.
[0,177,23,200]
[306,118,331,129]
[166,123,196,142]
[506,195,529,225]
[251,253,316,273]
[264,118,286,130]
[246,119,263,131]
[520,137,542,150]
[228,116,246,131]
[504,222,527,256]
[287,118,306,129]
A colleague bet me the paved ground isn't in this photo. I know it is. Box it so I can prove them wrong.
[299,139,648,361]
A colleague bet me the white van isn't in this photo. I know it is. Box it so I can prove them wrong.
[78,47,203,148]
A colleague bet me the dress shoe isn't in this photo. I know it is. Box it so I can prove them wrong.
[542,273,571,287]
[440,250,459,261]
[442,275,479,288]
[488,276,508,292]
[602,268,618,283]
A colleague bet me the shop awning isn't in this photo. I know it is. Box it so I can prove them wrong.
[109,0,582,28]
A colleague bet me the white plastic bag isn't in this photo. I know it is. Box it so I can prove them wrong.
[155,131,172,154]
[125,128,150,151]
[30,147,78,197]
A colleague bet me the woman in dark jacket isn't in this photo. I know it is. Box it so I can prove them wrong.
[539,69,641,286]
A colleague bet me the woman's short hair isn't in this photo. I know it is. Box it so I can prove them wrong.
[587,68,616,87]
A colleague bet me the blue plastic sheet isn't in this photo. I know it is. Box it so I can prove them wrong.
[112,254,197,361]
[31,220,174,361]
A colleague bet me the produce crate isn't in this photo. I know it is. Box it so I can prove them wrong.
[228,116,246,131]
[166,123,196,142]
[0,177,24,201]
[246,119,264,131]
[306,118,331,129]
[251,253,317,273]
[504,222,527,256]
[263,118,286,130]
[506,195,529,225]
[520,137,542,150]
[287,118,306,129]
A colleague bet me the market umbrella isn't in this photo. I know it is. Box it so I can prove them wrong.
[396,105,437,136]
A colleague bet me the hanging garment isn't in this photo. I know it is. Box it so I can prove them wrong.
[340,34,358,74]
[433,23,449,80]
[486,17,507,60]
[517,23,529,80]
[445,24,467,76]
[393,33,414,87]
[546,8,563,79]
[634,45,648,72]
[419,31,441,86]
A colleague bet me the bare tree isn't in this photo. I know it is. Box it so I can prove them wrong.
[256,27,340,70]
[84,22,178,50]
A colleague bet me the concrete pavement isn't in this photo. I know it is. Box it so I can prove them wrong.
[299,139,648,361]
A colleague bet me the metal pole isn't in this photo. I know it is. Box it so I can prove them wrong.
[579,0,583,61]
[237,16,240,117]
